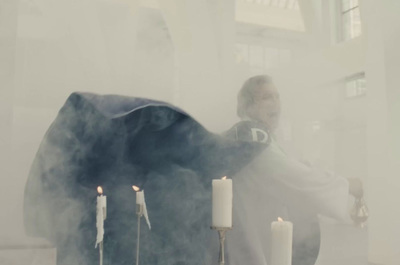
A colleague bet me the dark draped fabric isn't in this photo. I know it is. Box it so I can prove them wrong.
[23,92,265,265]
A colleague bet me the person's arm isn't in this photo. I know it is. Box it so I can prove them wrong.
[247,141,359,221]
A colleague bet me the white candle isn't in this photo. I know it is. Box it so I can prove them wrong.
[97,186,107,219]
[101,195,107,220]
[95,186,105,247]
[132,186,151,230]
[212,177,233,228]
[133,185,144,205]
[270,217,293,265]
[137,191,144,205]
[101,195,107,208]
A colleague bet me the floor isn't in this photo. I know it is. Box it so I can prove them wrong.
[0,236,56,265]
[316,218,368,265]
[0,221,368,265]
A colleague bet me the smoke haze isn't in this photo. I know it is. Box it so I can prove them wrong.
[1,0,400,264]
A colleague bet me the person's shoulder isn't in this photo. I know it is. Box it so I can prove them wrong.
[223,120,271,145]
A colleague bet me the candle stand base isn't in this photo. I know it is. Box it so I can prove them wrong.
[211,226,232,265]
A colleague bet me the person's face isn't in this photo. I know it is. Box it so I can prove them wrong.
[248,83,281,131]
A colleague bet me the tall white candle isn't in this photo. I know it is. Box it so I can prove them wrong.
[95,186,105,248]
[99,187,107,220]
[270,217,293,265]
[101,195,107,209]
[212,177,233,228]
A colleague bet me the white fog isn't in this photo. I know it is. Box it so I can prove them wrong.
[0,0,399,265]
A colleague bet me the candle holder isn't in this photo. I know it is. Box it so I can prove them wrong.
[100,203,106,265]
[350,197,369,227]
[211,226,232,265]
[136,204,144,265]
[99,241,104,265]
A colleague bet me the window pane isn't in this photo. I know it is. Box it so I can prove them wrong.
[342,0,350,11]
[345,75,366,98]
[356,78,366,89]
[357,86,366,96]
[342,0,359,12]
[342,7,361,41]
[346,80,356,98]
[356,79,366,95]
[350,8,362,38]
[342,12,351,41]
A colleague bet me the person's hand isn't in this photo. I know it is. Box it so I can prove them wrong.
[347,178,363,198]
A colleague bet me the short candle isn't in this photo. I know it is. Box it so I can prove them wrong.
[132,185,144,205]
[270,217,293,265]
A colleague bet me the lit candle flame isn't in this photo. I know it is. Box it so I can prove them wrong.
[97,186,103,195]
[222,176,227,180]
[278,217,283,222]
[132,185,140,192]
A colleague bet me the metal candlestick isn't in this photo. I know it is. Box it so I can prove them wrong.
[211,226,232,265]
[136,204,144,265]
[98,204,106,265]
[99,241,103,265]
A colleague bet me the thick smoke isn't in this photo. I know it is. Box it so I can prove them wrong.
[24,93,262,265]
[8,0,377,264]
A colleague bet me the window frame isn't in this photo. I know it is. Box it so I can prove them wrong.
[344,73,366,99]
[338,0,362,42]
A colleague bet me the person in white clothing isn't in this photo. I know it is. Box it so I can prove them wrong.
[224,75,363,265]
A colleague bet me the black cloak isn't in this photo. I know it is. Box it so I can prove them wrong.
[23,92,265,265]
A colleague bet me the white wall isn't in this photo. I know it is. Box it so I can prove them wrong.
[2,0,177,239]
[3,2,400,265]
[0,0,21,239]
[365,1,400,264]
[1,0,237,240]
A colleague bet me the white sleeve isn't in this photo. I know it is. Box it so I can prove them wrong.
[246,141,350,221]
